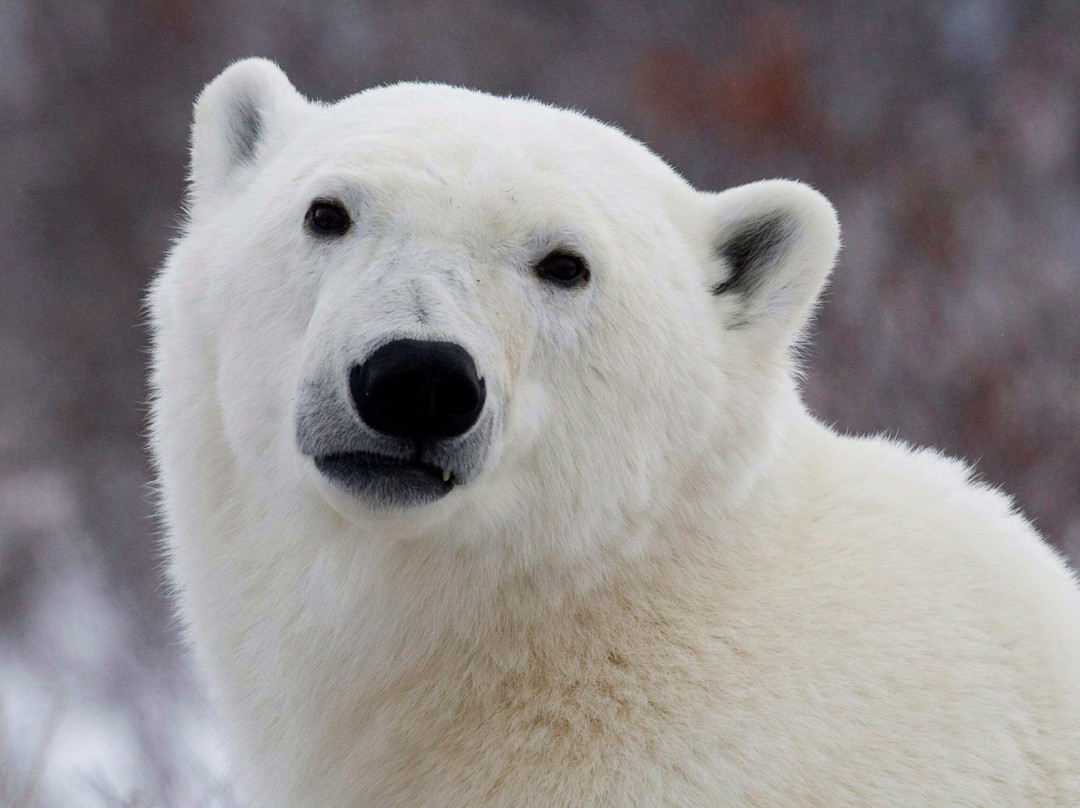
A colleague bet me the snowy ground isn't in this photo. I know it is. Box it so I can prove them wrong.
[0,469,232,807]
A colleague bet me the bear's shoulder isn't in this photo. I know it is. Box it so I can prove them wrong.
[793,420,1039,551]
[766,417,1080,649]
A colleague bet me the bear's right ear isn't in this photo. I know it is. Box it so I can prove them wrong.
[190,58,311,203]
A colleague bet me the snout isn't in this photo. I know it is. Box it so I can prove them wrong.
[298,338,495,508]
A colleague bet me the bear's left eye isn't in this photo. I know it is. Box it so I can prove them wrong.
[535,251,589,287]
[305,199,351,236]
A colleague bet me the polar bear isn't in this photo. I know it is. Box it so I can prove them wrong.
[148,58,1080,807]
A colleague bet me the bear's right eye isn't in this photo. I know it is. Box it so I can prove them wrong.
[305,199,351,236]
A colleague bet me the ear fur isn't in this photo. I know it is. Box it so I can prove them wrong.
[706,179,840,347]
[190,58,310,203]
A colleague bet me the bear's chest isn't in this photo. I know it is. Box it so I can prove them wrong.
[311,635,736,807]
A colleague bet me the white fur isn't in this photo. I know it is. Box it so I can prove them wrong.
[149,59,1080,806]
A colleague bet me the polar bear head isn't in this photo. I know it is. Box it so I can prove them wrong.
[155,59,839,563]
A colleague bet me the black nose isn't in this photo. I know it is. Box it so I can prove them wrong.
[350,339,486,441]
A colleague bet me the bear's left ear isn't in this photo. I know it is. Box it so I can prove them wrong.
[189,58,312,204]
[704,179,840,349]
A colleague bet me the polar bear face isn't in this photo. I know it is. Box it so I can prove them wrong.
[156,59,838,560]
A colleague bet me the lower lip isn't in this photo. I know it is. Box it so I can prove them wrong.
[313,452,454,506]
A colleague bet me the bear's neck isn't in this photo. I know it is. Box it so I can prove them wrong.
[174,376,813,793]
[180,370,808,719]
[280,388,805,674]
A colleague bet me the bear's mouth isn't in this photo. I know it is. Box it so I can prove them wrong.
[313,450,455,505]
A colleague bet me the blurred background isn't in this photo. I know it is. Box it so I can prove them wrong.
[1,0,1078,804]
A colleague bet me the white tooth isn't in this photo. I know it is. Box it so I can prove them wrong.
[442,469,451,482]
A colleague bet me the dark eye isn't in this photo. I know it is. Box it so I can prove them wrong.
[535,251,589,287]
[305,199,351,236]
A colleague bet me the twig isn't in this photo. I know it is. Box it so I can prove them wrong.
[19,688,66,808]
